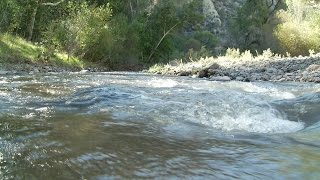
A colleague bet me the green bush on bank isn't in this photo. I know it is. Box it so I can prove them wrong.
[274,0,320,56]
[44,2,112,61]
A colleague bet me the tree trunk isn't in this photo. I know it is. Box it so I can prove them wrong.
[129,1,134,21]
[0,2,9,30]
[27,0,40,41]
[27,0,65,41]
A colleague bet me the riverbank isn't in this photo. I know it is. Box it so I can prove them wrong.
[0,33,107,75]
[0,62,100,75]
[149,50,320,83]
[0,58,108,75]
[1,33,319,82]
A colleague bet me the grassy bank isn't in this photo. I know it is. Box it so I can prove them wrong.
[0,33,91,72]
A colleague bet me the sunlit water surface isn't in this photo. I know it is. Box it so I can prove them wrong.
[0,72,320,179]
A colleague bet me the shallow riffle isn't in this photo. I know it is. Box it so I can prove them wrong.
[0,72,320,179]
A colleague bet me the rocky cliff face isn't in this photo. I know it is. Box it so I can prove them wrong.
[202,0,245,52]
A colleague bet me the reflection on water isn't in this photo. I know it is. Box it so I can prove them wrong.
[0,72,320,179]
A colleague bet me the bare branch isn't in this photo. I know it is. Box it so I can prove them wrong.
[41,0,65,6]
[265,0,282,23]
[147,23,179,62]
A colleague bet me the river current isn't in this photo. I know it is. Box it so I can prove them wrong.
[0,72,319,179]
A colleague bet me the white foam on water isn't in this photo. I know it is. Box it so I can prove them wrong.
[0,92,8,96]
[147,79,178,88]
[186,104,305,134]
[125,81,304,134]
[269,91,296,99]
[22,113,36,119]
[241,83,270,93]
[35,107,50,112]
[208,111,304,134]
[235,83,296,99]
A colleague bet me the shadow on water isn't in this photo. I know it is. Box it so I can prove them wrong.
[272,92,320,127]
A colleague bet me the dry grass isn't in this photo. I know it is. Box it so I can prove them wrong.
[148,48,297,74]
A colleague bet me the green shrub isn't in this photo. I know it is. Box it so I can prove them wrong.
[193,30,218,49]
[274,0,320,56]
[44,2,112,60]
[274,22,314,56]
[184,38,202,51]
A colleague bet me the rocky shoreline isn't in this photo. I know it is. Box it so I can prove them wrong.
[0,62,105,75]
[1,55,320,83]
[150,55,320,83]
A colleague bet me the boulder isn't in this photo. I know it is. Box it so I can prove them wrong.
[313,77,320,83]
[278,78,286,82]
[266,68,277,74]
[261,74,270,81]
[235,76,244,81]
[33,68,40,73]
[281,67,289,73]
[306,64,320,72]
[288,64,300,72]
[208,68,219,75]
[79,69,89,74]
[0,70,10,75]
[198,69,208,78]
[178,71,190,76]
[208,63,220,70]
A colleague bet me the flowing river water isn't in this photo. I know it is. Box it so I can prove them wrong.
[0,72,320,179]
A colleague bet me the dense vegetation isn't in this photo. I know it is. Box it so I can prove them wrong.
[0,0,319,70]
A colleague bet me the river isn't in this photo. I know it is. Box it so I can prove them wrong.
[0,72,320,179]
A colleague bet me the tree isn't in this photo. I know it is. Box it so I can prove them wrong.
[45,1,112,59]
[231,0,284,51]
[138,0,204,63]
[274,0,320,55]
[27,0,66,41]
